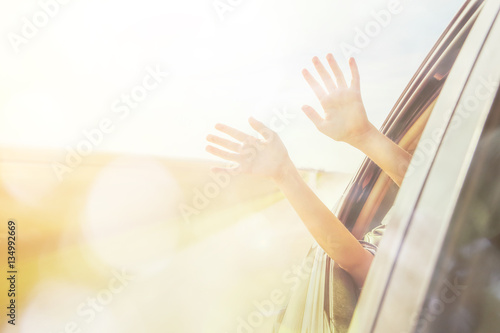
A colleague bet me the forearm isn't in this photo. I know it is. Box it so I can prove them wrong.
[274,161,373,287]
[349,125,411,187]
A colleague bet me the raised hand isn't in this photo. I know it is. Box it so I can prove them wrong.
[302,54,412,186]
[206,117,293,180]
[302,54,374,147]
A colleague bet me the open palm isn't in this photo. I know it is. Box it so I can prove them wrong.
[206,117,291,179]
[302,54,373,146]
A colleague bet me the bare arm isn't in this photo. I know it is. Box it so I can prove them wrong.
[206,118,373,287]
[347,124,411,186]
[275,161,373,287]
[302,54,411,186]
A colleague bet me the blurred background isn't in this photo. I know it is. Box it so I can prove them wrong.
[0,0,465,332]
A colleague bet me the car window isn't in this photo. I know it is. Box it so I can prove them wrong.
[349,1,498,331]
[415,90,500,332]
[337,1,483,240]
[322,3,486,330]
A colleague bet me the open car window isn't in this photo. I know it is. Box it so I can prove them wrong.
[289,2,491,332]
[336,0,484,239]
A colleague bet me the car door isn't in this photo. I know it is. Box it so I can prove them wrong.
[348,0,500,331]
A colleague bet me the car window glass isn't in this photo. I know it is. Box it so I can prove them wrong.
[415,89,500,333]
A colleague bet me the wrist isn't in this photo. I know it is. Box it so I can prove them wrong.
[272,158,299,185]
[346,123,380,150]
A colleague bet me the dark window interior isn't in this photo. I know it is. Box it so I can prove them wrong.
[416,88,500,333]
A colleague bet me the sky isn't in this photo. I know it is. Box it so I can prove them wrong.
[0,0,466,173]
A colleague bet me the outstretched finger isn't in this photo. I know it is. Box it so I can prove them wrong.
[301,105,323,129]
[349,57,360,90]
[248,117,275,141]
[302,69,327,100]
[206,145,240,162]
[215,123,251,142]
[326,54,347,88]
[312,56,336,93]
[206,134,241,152]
